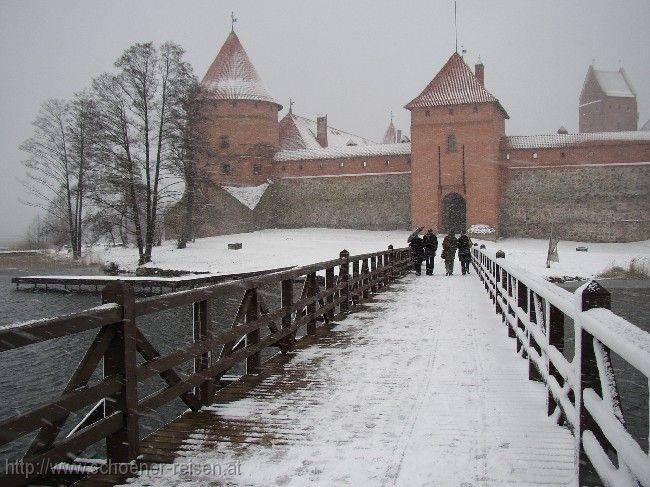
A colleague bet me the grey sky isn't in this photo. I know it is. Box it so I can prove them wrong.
[1,0,649,243]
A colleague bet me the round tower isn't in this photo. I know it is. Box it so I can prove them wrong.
[200,31,282,186]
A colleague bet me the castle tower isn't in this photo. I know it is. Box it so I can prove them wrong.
[579,65,637,133]
[201,31,282,186]
[405,53,508,233]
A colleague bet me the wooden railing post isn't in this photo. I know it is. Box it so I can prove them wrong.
[325,266,335,321]
[361,258,370,300]
[193,299,213,406]
[246,289,261,374]
[352,258,360,305]
[306,273,317,335]
[102,282,139,463]
[388,245,394,281]
[281,278,295,350]
[577,280,616,486]
[547,303,564,416]
[370,255,378,293]
[340,250,350,314]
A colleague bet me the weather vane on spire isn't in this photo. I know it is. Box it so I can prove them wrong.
[390,110,394,124]
[454,1,458,53]
[231,11,237,32]
[289,98,294,114]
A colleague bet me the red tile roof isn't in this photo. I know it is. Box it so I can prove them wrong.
[405,52,508,117]
[201,31,280,108]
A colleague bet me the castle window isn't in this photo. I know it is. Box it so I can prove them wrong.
[506,153,510,160]
[447,134,457,153]
[282,165,286,171]
[532,152,538,159]
[340,162,344,168]
[319,163,323,169]
[560,152,566,158]
[362,161,367,168]
[254,102,259,108]
[473,105,478,113]
[253,163,262,175]
[385,160,390,166]
[299,164,303,170]
[221,163,231,175]
[407,158,411,165]
[425,109,431,117]
[220,135,230,149]
[449,108,454,115]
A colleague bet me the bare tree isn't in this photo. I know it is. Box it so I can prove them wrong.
[92,42,197,264]
[21,93,99,258]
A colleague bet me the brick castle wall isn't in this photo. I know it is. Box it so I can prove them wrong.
[498,163,650,242]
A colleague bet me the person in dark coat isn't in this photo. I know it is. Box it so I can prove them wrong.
[408,227,425,276]
[422,229,438,275]
[441,233,458,276]
[457,231,473,275]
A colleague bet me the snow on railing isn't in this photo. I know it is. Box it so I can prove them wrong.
[472,245,650,487]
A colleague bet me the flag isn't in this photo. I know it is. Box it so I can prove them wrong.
[546,235,559,267]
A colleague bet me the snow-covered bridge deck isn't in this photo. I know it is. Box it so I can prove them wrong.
[105,274,575,486]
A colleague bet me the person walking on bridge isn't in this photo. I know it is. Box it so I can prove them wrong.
[457,231,473,275]
[422,229,438,275]
[408,227,425,276]
[441,233,458,276]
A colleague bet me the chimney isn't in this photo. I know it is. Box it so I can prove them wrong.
[396,129,402,143]
[475,61,484,86]
[316,115,328,148]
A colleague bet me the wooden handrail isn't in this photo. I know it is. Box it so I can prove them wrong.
[472,246,650,486]
[0,245,412,486]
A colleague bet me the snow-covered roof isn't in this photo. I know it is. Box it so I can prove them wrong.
[274,143,411,162]
[279,113,375,151]
[593,68,635,98]
[405,52,508,118]
[503,131,650,149]
[201,31,280,108]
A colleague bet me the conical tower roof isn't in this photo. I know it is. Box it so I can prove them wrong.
[405,52,508,117]
[382,121,397,144]
[202,31,281,109]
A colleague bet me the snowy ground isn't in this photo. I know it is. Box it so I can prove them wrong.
[119,274,575,487]
[88,228,650,281]
[476,237,650,280]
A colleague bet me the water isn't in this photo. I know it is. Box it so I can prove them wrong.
[0,265,291,466]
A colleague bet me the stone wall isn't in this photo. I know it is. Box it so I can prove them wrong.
[498,163,650,242]
[192,173,411,237]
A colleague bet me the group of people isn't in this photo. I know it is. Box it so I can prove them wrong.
[407,227,473,276]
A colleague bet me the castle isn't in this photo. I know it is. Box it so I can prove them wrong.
[192,30,650,242]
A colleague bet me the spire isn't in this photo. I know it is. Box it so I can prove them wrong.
[382,119,397,144]
[231,11,237,32]
[201,31,281,109]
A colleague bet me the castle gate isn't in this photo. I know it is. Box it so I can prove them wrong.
[441,192,466,233]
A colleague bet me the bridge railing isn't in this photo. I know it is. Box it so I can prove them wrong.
[0,245,411,486]
[472,245,650,486]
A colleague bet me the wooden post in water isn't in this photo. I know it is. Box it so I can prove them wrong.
[193,299,213,406]
[340,250,350,314]
[102,282,139,463]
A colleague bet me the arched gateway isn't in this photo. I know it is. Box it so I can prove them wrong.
[441,192,466,233]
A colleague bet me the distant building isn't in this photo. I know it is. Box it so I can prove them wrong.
[191,30,650,242]
[579,65,638,132]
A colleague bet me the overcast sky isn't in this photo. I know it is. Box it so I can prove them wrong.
[1,0,649,243]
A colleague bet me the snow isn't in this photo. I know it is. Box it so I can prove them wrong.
[475,237,650,281]
[118,275,575,486]
[593,69,635,98]
[504,131,650,149]
[280,113,375,151]
[94,228,409,274]
[221,182,269,210]
[467,224,495,235]
[281,171,410,180]
[274,142,411,162]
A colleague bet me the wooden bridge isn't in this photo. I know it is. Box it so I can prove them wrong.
[1,245,648,486]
